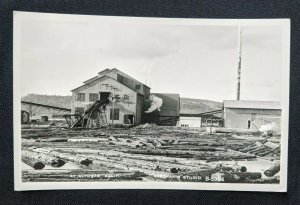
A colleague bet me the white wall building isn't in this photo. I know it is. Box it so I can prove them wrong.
[179,116,201,128]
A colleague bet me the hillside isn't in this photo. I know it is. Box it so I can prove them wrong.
[21,94,223,114]
[22,94,72,109]
[180,97,223,114]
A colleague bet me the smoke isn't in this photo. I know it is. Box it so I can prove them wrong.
[145,95,163,113]
[259,122,280,135]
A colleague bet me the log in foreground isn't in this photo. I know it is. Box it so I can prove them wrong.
[22,150,65,168]
[22,153,45,170]
[28,148,92,166]
[264,162,280,177]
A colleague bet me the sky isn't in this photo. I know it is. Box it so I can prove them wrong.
[18,13,285,102]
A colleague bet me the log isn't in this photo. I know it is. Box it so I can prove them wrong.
[193,150,256,162]
[22,150,65,167]
[264,162,280,177]
[168,146,226,152]
[28,148,93,166]
[22,152,45,170]
[119,148,197,158]
[38,138,68,142]
[67,138,108,143]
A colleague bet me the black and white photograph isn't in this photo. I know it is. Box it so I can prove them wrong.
[13,11,290,191]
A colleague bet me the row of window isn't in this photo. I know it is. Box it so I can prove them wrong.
[180,124,190,127]
[117,74,142,90]
[76,93,130,102]
[75,107,120,120]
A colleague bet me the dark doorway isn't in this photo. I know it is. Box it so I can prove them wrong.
[100,92,110,101]
[248,120,251,129]
[124,114,134,124]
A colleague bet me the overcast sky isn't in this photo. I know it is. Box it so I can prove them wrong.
[18,13,285,102]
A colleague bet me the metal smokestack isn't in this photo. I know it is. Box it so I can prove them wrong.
[237,26,242,100]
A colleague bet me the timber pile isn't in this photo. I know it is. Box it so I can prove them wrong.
[21,125,280,183]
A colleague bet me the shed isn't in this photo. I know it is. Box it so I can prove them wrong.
[223,100,281,130]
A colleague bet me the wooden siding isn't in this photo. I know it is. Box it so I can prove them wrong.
[71,77,138,125]
[224,108,281,129]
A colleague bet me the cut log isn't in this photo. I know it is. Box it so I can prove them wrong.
[28,148,92,166]
[38,138,68,142]
[119,148,197,158]
[22,150,65,168]
[22,152,45,170]
[264,162,280,177]
[67,138,108,143]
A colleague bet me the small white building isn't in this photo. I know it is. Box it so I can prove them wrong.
[179,116,201,128]
[223,100,281,130]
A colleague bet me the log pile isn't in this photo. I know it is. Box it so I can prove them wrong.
[21,125,280,183]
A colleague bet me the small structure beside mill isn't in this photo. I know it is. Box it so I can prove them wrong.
[223,100,281,130]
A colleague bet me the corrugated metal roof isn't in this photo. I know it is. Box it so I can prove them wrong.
[223,100,281,110]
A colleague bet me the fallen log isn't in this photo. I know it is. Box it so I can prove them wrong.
[119,148,198,158]
[28,148,92,166]
[169,146,226,152]
[193,150,256,162]
[67,138,108,143]
[22,152,45,170]
[38,138,68,142]
[264,162,280,177]
[22,150,65,167]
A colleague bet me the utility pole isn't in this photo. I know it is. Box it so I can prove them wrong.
[237,26,242,101]
[111,87,116,128]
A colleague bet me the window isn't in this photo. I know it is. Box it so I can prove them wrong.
[117,74,124,83]
[181,124,189,127]
[110,109,119,120]
[89,93,99,102]
[75,107,84,115]
[124,94,129,101]
[76,93,85,101]
[247,120,251,129]
[135,85,141,90]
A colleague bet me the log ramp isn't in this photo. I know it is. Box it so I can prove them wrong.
[21,125,280,183]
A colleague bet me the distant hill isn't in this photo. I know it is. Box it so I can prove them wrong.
[21,94,223,114]
[180,97,223,114]
[22,94,72,109]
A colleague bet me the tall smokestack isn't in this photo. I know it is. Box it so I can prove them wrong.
[237,26,242,100]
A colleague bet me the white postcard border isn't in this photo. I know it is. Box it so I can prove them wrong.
[13,11,290,192]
